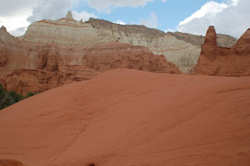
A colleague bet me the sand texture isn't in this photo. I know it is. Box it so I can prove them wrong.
[0,69,250,166]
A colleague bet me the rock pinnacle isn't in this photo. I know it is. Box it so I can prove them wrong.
[66,11,73,20]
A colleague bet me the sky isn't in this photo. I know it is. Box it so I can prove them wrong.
[0,0,249,38]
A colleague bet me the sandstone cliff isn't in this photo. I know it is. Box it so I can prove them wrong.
[0,43,8,67]
[0,39,180,94]
[0,67,98,95]
[21,12,236,72]
[194,26,250,76]
[82,42,180,73]
[0,12,241,94]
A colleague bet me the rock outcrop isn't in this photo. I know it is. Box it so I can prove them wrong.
[0,26,16,67]
[201,26,217,61]
[0,44,8,67]
[233,28,250,55]
[37,45,59,71]
[0,26,16,43]
[194,26,250,76]
[0,67,98,95]
[21,12,236,72]
[0,12,241,94]
[1,69,250,166]
[82,42,180,73]
[0,40,180,94]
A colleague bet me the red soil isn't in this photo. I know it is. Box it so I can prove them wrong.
[0,69,250,166]
[0,160,24,166]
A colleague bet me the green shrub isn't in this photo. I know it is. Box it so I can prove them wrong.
[0,84,37,110]
[9,91,24,102]
[25,92,36,98]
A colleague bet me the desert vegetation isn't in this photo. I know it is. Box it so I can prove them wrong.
[0,84,36,110]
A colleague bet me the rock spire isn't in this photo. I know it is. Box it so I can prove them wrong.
[65,11,73,20]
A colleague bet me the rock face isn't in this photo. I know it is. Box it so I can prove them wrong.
[82,42,180,73]
[0,36,180,94]
[37,45,60,71]
[0,12,240,94]
[0,67,98,95]
[0,13,182,95]
[0,12,183,95]
[0,69,250,166]
[0,44,8,67]
[22,12,236,72]
[194,26,250,76]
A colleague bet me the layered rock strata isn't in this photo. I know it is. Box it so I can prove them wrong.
[0,33,180,94]
[81,42,180,73]
[22,12,236,72]
[0,67,98,95]
[0,12,242,94]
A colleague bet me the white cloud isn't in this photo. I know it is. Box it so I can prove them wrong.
[230,0,240,6]
[27,0,74,22]
[178,0,250,38]
[179,1,228,26]
[0,0,37,17]
[140,12,158,28]
[87,0,153,12]
[0,9,32,35]
[72,11,97,21]
[10,27,28,37]
[165,28,175,33]
[0,0,96,36]
[0,0,157,36]
[115,20,126,25]
[28,0,96,22]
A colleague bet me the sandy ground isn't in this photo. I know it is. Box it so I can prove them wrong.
[0,69,250,166]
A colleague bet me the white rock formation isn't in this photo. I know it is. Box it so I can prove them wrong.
[21,12,236,72]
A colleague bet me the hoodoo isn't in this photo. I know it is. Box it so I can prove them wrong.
[65,11,74,20]
[201,26,217,60]
[233,28,250,55]
[194,26,250,76]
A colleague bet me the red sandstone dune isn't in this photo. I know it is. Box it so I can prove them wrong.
[0,69,250,166]
[0,159,24,166]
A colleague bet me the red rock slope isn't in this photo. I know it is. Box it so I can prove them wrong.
[194,26,250,76]
[0,69,250,166]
